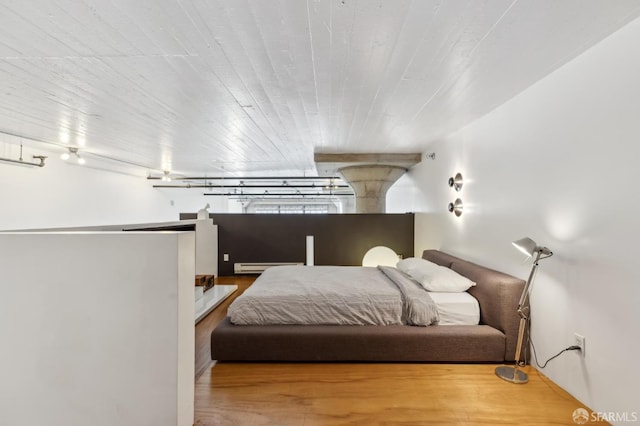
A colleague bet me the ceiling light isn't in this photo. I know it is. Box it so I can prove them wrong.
[162,170,172,182]
[61,147,85,164]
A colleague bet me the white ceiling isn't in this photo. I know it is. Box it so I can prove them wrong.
[1,0,639,176]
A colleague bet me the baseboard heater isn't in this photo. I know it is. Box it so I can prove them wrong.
[233,262,303,274]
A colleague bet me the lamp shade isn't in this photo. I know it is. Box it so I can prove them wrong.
[512,237,537,257]
[362,246,398,267]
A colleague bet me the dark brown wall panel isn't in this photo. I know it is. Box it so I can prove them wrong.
[180,213,414,276]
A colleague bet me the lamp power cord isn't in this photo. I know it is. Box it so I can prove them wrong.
[524,318,581,369]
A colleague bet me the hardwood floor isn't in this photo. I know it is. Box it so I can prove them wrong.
[194,276,602,425]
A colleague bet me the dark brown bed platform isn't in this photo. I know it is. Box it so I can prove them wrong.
[211,250,525,362]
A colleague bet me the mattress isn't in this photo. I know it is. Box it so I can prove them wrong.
[227,265,439,326]
[428,291,480,325]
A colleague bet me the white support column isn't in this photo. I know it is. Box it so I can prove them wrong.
[339,165,407,213]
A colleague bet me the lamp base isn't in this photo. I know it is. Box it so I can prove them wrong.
[495,365,529,384]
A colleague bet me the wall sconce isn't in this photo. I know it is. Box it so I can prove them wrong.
[448,198,463,217]
[448,172,463,191]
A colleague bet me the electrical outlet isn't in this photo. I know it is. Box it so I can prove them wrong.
[574,333,585,356]
[223,253,229,262]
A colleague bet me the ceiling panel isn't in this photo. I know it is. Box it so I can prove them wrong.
[1,0,639,176]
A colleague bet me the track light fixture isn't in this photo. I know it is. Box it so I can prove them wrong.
[61,147,85,164]
[148,175,354,199]
[324,178,339,190]
[0,144,47,168]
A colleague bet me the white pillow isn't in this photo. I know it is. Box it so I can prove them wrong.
[396,257,440,281]
[418,266,476,293]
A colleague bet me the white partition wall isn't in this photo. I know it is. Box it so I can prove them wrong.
[0,232,195,426]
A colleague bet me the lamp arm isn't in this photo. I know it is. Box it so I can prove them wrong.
[516,250,542,319]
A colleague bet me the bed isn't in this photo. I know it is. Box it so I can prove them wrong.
[211,250,525,362]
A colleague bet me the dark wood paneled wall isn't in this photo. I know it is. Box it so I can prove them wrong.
[180,214,414,276]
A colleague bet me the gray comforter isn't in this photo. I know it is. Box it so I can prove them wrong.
[228,265,439,326]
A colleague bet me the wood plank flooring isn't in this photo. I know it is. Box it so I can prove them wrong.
[194,276,603,425]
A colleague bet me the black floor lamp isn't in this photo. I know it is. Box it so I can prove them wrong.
[495,237,553,384]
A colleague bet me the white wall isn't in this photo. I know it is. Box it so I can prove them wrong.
[388,15,640,421]
[0,146,237,230]
[0,231,195,426]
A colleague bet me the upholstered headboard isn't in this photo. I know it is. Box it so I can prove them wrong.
[422,249,525,362]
